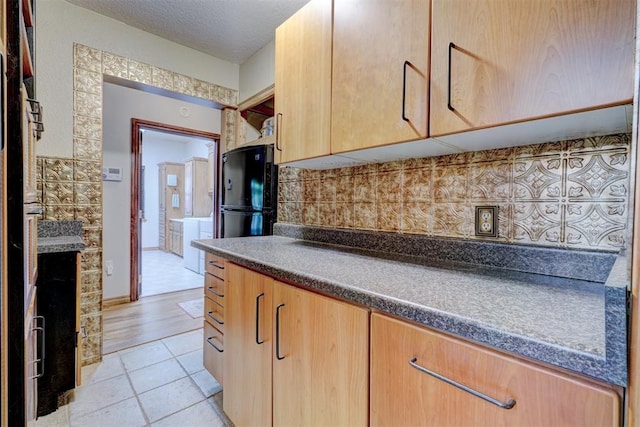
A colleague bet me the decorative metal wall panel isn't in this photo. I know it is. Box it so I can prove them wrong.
[278,133,632,250]
[128,60,153,85]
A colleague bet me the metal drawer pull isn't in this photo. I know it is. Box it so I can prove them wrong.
[402,60,411,122]
[207,286,224,298]
[206,336,223,353]
[256,293,265,345]
[275,303,285,360]
[207,311,224,325]
[447,42,456,111]
[409,357,516,409]
[207,261,225,270]
[31,316,45,379]
[275,113,283,152]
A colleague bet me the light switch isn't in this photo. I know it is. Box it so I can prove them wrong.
[105,260,114,276]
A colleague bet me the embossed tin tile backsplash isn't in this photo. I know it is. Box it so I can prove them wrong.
[278,133,632,250]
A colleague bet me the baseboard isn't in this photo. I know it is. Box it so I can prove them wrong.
[103,295,131,308]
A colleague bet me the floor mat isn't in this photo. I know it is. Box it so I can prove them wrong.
[177,298,204,319]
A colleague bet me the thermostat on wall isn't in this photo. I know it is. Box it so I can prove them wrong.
[102,167,123,181]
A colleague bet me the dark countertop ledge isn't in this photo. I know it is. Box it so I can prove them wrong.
[37,220,84,254]
[192,224,628,386]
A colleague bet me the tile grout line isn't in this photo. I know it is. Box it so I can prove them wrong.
[120,352,153,427]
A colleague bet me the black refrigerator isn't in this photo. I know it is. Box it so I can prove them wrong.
[221,144,278,237]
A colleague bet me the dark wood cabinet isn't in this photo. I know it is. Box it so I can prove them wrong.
[35,251,80,417]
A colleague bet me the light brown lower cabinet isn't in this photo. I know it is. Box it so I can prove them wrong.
[370,313,621,426]
[203,253,226,387]
[224,264,273,427]
[203,322,223,386]
[223,262,369,427]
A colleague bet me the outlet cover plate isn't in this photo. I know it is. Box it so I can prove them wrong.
[475,206,498,237]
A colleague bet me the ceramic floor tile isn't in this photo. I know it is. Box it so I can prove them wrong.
[119,340,174,371]
[141,250,203,297]
[68,374,134,418]
[176,348,204,374]
[191,369,222,398]
[82,353,125,385]
[151,399,225,427]
[128,358,187,394]
[162,329,203,356]
[69,397,146,427]
[138,377,206,422]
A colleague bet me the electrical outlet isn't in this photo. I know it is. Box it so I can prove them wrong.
[475,206,498,237]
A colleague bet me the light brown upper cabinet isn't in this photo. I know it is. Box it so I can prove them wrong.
[331,0,429,153]
[430,0,635,137]
[274,0,332,163]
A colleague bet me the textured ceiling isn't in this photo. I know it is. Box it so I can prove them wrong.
[63,0,309,64]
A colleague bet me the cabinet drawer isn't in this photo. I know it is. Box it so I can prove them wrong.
[203,321,223,386]
[204,273,224,306]
[205,253,226,279]
[205,296,225,333]
[370,313,620,427]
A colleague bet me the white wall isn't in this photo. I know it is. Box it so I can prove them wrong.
[184,138,211,160]
[239,40,275,103]
[35,0,238,158]
[102,81,219,300]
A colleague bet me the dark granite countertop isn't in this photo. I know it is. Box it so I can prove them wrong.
[37,220,85,254]
[192,225,628,386]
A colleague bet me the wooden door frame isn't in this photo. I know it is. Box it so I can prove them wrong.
[130,118,220,302]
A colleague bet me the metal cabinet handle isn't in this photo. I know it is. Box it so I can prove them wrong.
[275,303,285,360]
[207,261,224,270]
[447,42,456,112]
[31,316,45,379]
[402,60,411,122]
[275,113,283,152]
[207,286,224,298]
[207,311,224,326]
[256,293,265,345]
[409,357,516,409]
[206,336,223,353]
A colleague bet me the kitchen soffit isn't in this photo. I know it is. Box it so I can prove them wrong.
[62,0,309,64]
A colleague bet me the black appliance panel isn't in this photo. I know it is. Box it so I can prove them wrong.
[222,145,275,210]
[221,210,274,238]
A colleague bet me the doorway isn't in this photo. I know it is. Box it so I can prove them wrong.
[130,119,220,302]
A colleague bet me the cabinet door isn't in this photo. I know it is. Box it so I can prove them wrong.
[207,143,215,194]
[223,264,273,427]
[331,0,429,154]
[192,159,211,217]
[274,0,332,163]
[177,223,183,257]
[272,281,369,426]
[370,313,620,426]
[430,0,635,136]
[184,161,193,216]
[25,311,37,425]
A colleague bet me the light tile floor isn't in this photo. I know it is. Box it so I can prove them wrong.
[141,250,203,297]
[35,329,230,427]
